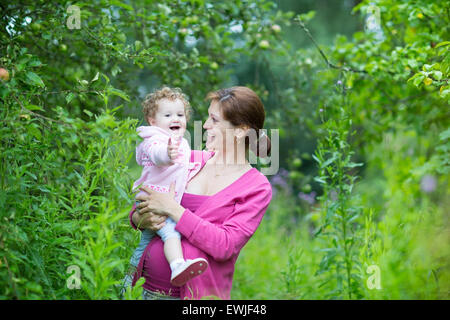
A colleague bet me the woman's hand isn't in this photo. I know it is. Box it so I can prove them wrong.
[136,182,185,223]
[132,209,167,231]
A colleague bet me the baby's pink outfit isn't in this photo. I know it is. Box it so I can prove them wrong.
[133,126,190,202]
[127,126,208,288]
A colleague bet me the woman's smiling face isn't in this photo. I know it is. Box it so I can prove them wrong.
[203,101,236,152]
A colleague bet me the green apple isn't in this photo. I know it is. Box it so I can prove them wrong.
[271,24,281,33]
[293,158,302,167]
[210,62,219,70]
[289,171,300,180]
[302,184,312,193]
[31,23,42,31]
[259,40,270,49]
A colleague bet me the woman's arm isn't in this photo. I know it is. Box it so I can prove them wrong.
[135,170,272,262]
[175,184,272,262]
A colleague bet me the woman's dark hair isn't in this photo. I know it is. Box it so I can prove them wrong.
[206,86,271,157]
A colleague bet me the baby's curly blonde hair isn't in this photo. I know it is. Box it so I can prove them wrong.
[142,86,192,123]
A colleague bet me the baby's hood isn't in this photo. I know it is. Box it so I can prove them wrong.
[136,126,170,139]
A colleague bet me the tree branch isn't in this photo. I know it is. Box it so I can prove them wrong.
[295,16,368,74]
[13,94,71,127]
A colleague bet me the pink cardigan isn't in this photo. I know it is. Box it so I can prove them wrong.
[129,150,272,300]
[133,126,190,203]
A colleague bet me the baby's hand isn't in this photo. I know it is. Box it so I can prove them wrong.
[167,136,181,162]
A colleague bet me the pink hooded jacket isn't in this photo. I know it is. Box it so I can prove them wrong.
[130,150,272,299]
[133,126,190,203]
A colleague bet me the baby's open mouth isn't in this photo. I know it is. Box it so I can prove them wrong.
[170,125,181,131]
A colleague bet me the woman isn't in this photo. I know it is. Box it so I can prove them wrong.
[129,86,272,300]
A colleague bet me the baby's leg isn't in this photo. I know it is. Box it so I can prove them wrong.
[130,229,155,267]
[157,218,184,265]
[164,236,184,264]
[157,218,208,287]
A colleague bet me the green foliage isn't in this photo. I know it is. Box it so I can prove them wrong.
[0,85,138,298]
[311,78,364,299]
[236,0,449,300]
[1,0,449,300]
[0,0,293,121]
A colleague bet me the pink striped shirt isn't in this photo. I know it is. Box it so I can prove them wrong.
[130,150,272,300]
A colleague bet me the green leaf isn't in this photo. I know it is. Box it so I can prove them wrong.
[114,183,129,200]
[28,59,42,67]
[30,126,42,140]
[422,64,433,71]
[24,170,37,180]
[101,73,110,83]
[432,71,443,80]
[25,71,45,87]
[314,176,326,184]
[321,153,338,168]
[435,41,450,48]
[407,59,418,69]
[312,154,321,164]
[345,162,363,168]
[26,104,44,111]
[407,73,420,82]
[413,74,425,86]
[37,185,51,193]
[108,87,130,102]
[65,92,75,104]
[313,225,323,237]
[91,72,99,82]
[110,0,134,11]
[439,128,450,141]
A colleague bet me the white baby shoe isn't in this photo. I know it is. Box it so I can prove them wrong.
[170,258,208,287]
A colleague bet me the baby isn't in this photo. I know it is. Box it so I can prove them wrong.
[122,87,208,294]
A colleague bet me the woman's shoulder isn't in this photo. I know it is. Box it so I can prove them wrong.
[244,167,272,191]
[227,168,272,206]
[225,167,272,199]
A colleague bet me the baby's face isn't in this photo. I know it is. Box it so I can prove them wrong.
[148,98,187,136]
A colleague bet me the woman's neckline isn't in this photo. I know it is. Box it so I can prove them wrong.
[185,166,257,198]
[183,192,211,197]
